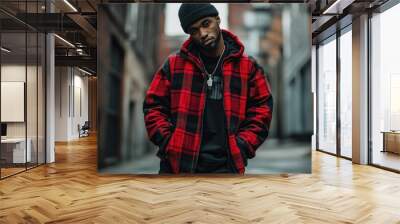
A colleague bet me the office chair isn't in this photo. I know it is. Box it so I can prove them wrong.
[79,121,90,138]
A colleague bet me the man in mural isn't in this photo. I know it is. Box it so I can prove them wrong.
[143,3,273,174]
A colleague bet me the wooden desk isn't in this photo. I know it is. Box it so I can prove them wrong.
[1,138,31,163]
[382,131,400,154]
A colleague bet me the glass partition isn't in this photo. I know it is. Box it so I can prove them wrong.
[38,32,45,165]
[0,1,46,179]
[1,30,28,177]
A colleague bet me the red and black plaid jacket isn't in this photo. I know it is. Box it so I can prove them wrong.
[143,29,273,174]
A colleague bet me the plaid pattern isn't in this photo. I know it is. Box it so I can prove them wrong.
[143,29,273,174]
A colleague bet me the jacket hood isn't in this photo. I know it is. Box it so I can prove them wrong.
[179,29,245,65]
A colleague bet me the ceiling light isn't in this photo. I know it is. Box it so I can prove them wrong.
[76,48,85,55]
[63,0,78,12]
[54,34,75,48]
[1,47,11,53]
[78,67,93,76]
[322,0,354,15]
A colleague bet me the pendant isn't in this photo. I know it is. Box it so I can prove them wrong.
[207,76,213,87]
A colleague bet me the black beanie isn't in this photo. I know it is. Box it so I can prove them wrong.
[178,3,219,34]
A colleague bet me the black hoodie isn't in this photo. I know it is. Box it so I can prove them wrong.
[194,35,239,173]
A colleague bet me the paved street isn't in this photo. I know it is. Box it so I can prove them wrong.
[101,139,311,174]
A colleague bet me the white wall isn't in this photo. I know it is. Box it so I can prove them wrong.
[72,72,89,138]
[55,66,69,141]
[55,67,89,141]
[1,64,26,81]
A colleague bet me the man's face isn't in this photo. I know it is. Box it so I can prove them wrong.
[187,16,221,50]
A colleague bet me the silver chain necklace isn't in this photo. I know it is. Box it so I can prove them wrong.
[199,45,225,87]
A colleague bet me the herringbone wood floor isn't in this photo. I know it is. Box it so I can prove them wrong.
[1,135,400,224]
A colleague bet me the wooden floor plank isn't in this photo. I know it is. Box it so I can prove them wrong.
[1,135,400,223]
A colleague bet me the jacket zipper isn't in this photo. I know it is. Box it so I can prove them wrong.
[220,58,238,173]
[181,51,236,173]
[191,76,208,173]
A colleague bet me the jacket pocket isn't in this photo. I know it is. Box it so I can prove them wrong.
[156,129,174,159]
[235,136,248,167]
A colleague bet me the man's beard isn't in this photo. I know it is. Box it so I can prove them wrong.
[200,29,221,50]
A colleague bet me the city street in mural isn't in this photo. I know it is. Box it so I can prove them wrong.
[97,3,312,174]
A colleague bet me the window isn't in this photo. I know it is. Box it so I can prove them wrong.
[371,3,400,171]
[317,35,337,154]
[339,27,352,158]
